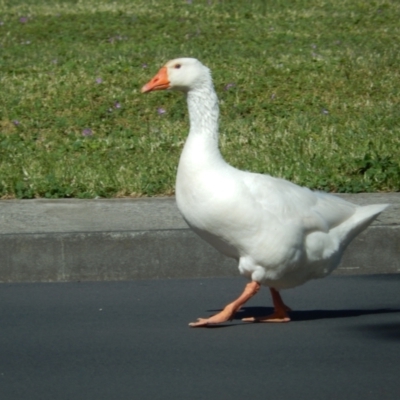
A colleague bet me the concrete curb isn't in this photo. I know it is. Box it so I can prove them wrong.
[0,193,399,282]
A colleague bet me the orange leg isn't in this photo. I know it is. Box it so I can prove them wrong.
[242,288,291,323]
[189,281,260,327]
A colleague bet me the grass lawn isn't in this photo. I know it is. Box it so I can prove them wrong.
[0,0,399,198]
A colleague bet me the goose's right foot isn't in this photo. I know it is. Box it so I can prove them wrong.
[242,287,291,323]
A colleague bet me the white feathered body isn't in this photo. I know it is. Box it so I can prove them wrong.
[177,155,386,289]
[174,62,387,290]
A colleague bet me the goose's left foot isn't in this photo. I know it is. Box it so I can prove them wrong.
[189,281,260,327]
[188,304,237,327]
[242,287,291,323]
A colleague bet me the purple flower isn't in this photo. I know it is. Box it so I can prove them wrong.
[157,107,166,115]
[270,93,276,100]
[82,128,93,136]
[142,63,148,69]
[108,35,124,43]
[95,77,103,84]
[321,108,329,115]
[12,120,20,126]
[19,17,28,24]
[114,102,121,109]
[224,83,235,91]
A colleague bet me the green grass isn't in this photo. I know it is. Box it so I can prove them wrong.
[0,0,399,198]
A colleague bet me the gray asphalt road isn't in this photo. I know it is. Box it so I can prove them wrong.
[1,275,399,400]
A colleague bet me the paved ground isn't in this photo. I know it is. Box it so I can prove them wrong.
[1,274,399,400]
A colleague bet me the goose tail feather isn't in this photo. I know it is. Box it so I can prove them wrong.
[334,203,389,250]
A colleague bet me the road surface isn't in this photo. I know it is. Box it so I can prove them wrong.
[1,275,399,399]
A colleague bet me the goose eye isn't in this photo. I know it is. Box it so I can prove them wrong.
[174,64,181,69]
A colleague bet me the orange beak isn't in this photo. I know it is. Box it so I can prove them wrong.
[141,67,170,93]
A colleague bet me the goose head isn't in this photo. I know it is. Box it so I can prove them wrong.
[141,58,211,93]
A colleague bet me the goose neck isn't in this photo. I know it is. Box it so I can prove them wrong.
[186,84,219,143]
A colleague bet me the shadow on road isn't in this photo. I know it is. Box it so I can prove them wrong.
[236,306,400,322]
[199,307,400,328]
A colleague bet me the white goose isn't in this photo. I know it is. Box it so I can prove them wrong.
[141,58,388,327]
